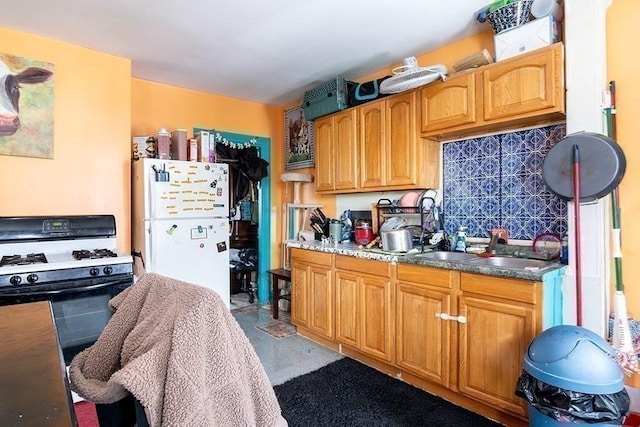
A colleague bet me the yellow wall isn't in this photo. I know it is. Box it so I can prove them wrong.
[131,79,284,263]
[607,0,640,387]
[0,27,131,250]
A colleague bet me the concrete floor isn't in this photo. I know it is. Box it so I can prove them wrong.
[230,292,343,386]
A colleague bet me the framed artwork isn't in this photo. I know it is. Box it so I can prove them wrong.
[284,105,314,170]
[0,52,55,159]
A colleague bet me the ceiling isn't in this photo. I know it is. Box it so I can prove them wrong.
[0,0,491,106]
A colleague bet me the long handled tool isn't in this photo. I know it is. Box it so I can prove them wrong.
[604,81,639,374]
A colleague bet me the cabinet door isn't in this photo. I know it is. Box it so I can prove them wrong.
[290,262,309,327]
[308,264,334,339]
[359,100,385,189]
[396,281,451,386]
[314,116,334,192]
[333,109,358,191]
[420,71,477,134]
[386,91,418,187]
[482,43,564,122]
[335,270,359,348]
[360,275,393,362]
[457,294,535,417]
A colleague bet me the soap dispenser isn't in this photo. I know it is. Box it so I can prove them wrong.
[454,226,468,252]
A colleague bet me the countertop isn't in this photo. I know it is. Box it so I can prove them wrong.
[287,240,566,281]
[0,301,77,427]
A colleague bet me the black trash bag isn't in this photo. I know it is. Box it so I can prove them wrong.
[515,371,630,424]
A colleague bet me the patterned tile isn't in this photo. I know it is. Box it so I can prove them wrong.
[443,124,567,240]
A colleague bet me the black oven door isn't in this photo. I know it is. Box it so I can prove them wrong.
[0,275,133,365]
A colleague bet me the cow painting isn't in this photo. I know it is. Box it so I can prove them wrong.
[0,60,53,136]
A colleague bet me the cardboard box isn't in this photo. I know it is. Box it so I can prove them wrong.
[494,16,560,61]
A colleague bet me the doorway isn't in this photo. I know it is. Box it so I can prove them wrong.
[194,128,271,305]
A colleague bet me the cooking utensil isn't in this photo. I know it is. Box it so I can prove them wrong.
[542,131,626,327]
[542,132,626,202]
[380,228,413,252]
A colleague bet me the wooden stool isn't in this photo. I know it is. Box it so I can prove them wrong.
[268,268,291,319]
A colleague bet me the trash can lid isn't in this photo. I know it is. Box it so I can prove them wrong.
[523,325,624,394]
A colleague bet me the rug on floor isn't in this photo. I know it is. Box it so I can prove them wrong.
[273,357,503,427]
[230,303,260,314]
[256,320,297,339]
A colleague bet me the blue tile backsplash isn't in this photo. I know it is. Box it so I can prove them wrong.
[442,124,567,240]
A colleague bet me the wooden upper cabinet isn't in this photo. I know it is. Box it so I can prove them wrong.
[359,100,385,189]
[420,71,477,133]
[314,117,334,192]
[315,109,358,192]
[482,43,564,122]
[386,91,418,187]
[334,109,358,191]
[421,43,565,140]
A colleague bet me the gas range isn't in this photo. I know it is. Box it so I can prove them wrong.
[0,215,133,289]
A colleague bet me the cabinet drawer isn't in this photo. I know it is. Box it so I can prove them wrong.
[335,255,391,278]
[291,248,332,266]
[460,273,538,304]
[397,264,453,289]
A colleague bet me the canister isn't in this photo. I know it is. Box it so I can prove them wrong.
[329,219,342,242]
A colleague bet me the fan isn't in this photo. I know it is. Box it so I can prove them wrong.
[379,64,448,94]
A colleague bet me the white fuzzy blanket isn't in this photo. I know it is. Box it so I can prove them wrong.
[69,273,287,427]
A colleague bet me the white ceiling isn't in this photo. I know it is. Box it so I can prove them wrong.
[0,0,491,106]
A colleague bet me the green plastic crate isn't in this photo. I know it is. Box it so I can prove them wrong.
[301,76,354,121]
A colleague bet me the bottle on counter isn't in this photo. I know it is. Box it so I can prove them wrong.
[454,226,468,252]
[560,235,569,265]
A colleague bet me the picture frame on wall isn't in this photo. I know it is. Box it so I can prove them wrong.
[284,105,314,170]
[0,52,55,159]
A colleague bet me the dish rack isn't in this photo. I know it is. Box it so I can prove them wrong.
[375,197,440,252]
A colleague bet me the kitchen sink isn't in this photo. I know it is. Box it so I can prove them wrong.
[414,251,477,262]
[467,256,557,270]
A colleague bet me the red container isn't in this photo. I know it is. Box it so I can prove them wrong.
[355,220,373,245]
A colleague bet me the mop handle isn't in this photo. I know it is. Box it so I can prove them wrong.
[573,144,583,326]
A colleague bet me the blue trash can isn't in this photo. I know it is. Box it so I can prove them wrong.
[516,325,630,426]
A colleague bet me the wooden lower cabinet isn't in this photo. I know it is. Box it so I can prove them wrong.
[335,255,393,362]
[395,264,455,388]
[457,273,540,418]
[395,265,541,421]
[290,250,543,424]
[290,248,334,339]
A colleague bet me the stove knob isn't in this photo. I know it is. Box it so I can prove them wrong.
[90,267,100,276]
[9,275,22,285]
[103,266,113,275]
[26,274,38,284]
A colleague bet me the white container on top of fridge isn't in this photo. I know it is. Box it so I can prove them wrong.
[132,158,230,308]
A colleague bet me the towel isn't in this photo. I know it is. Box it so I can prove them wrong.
[69,273,287,427]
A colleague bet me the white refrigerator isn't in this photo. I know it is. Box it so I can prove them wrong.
[132,158,230,308]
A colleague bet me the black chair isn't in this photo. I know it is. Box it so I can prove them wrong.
[230,247,258,303]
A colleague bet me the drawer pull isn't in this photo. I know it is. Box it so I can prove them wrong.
[436,312,467,323]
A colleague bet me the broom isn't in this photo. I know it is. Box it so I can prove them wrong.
[604,80,639,374]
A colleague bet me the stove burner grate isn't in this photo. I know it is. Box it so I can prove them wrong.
[0,253,48,267]
[72,249,118,260]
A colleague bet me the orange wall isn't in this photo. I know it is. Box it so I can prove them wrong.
[607,0,640,387]
[0,27,131,250]
[131,79,284,263]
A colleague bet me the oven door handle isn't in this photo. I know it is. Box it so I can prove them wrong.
[0,279,131,298]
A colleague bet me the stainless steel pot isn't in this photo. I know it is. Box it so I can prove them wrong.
[380,228,413,252]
